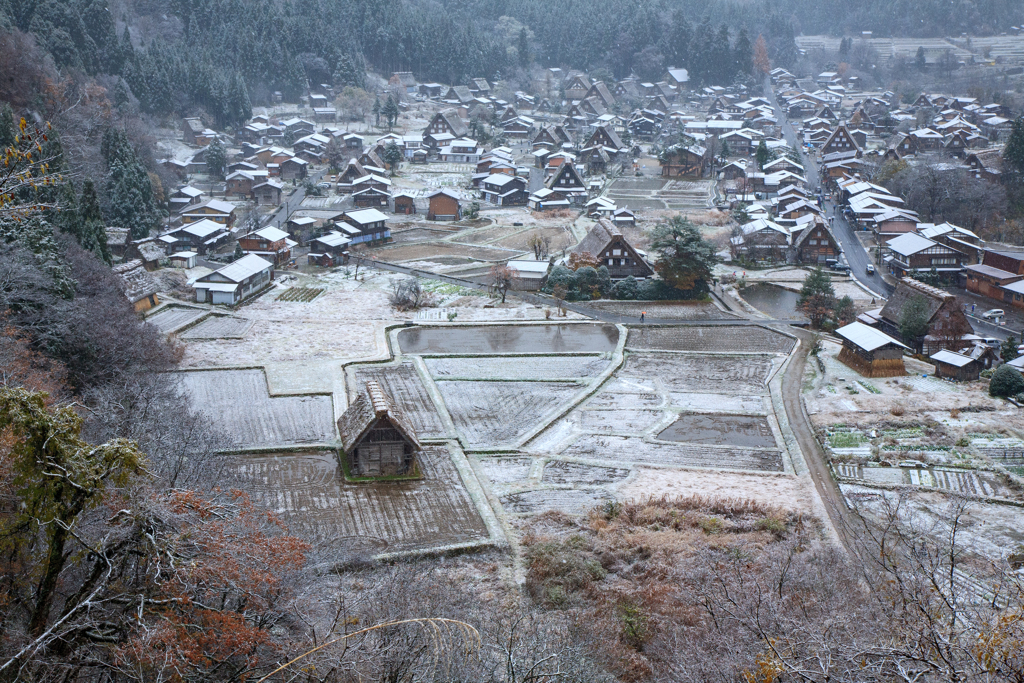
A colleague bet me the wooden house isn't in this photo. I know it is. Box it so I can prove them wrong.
[730,218,791,264]
[166,218,230,255]
[930,350,982,381]
[280,157,309,181]
[237,226,294,266]
[338,381,420,478]
[424,110,469,141]
[394,193,416,215]
[182,117,214,146]
[252,180,284,206]
[546,162,587,203]
[877,278,973,353]
[426,189,461,221]
[659,144,708,178]
[338,208,390,244]
[113,260,160,313]
[194,254,274,305]
[571,219,653,279]
[884,234,964,280]
[481,174,528,206]
[792,217,840,265]
[836,322,908,378]
[307,231,350,267]
[820,125,861,157]
[583,124,626,153]
[181,198,236,227]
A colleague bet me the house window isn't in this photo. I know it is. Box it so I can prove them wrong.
[809,239,817,245]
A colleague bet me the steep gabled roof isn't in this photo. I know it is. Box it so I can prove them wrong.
[880,278,956,327]
[338,381,420,454]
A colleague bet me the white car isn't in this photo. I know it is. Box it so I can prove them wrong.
[981,309,1005,320]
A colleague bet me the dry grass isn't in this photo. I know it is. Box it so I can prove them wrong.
[519,495,810,681]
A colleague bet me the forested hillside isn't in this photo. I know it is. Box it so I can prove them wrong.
[4,0,1022,126]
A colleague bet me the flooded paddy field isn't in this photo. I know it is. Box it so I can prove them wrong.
[658,413,777,449]
[425,355,611,380]
[398,323,619,355]
[739,284,806,321]
[226,448,490,556]
[177,369,335,449]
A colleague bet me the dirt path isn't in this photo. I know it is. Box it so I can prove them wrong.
[779,326,855,551]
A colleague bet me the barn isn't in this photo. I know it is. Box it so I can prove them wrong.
[835,322,908,378]
[338,381,421,478]
[930,350,982,381]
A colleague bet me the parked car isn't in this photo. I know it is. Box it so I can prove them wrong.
[866,264,875,275]
[981,308,1005,320]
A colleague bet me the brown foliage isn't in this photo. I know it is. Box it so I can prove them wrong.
[568,251,599,271]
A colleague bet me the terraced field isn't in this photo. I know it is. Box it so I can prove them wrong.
[436,380,581,447]
[227,447,489,555]
[179,315,253,339]
[620,353,775,395]
[351,361,447,439]
[627,326,796,354]
[560,434,784,472]
[177,369,335,449]
[147,306,207,333]
[425,355,610,380]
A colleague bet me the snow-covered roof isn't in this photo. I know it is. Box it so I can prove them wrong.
[180,218,224,239]
[252,226,290,242]
[211,254,273,283]
[930,350,976,368]
[835,322,909,352]
[344,208,389,225]
[886,233,937,256]
[313,231,351,248]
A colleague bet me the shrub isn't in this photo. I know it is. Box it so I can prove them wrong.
[611,276,639,300]
[756,516,787,537]
[698,516,725,534]
[990,364,1024,398]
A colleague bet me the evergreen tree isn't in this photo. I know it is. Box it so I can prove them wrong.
[648,216,719,295]
[382,142,403,173]
[205,138,226,179]
[1003,117,1024,177]
[915,46,927,71]
[79,180,110,264]
[102,128,160,240]
[733,29,753,78]
[372,96,381,127]
[798,268,836,329]
[382,95,399,131]
[755,140,770,170]
[517,27,530,68]
[1001,334,1020,362]
[898,294,931,351]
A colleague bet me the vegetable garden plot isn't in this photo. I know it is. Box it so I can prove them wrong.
[620,354,774,396]
[436,380,582,448]
[226,447,489,555]
[351,362,447,439]
[501,488,613,515]
[179,315,253,339]
[627,326,796,354]
[541,461,631,486]
[425,356,611,381]
[176,369,335,449]
[277,287,324,302]
[147,306,206,333]
[559,434,783,472]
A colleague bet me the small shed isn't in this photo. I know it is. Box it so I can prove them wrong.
[338,381,420,478]
[394,193,416,215]
[426,189,461,221]
[835,322,908,378]
[169,252,198,269]
[930,350,982,381]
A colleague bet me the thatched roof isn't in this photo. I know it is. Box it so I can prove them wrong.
[572,219,619,258]
[879,278,953,326]
[337,381,421,454]
[112,260,159,304]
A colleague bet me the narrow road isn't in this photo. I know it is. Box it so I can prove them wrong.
[268,168,327,228]
[779,327,856,551]
[765,80,889,299]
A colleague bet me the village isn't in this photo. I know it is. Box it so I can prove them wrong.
[107,53,1024,589]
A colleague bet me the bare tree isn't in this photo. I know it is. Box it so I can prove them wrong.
[490,264,520,304]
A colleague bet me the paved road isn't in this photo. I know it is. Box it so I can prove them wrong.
[268,168,327,228]
[765,81,890,299]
